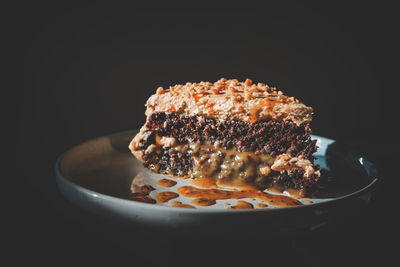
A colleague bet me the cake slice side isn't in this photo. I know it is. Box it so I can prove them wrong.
[129,78,320,196]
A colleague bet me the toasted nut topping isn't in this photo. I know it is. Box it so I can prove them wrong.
[145,78,311,125]
[244,78,253,86]
[260,166,271,176]
[156,87,165,94]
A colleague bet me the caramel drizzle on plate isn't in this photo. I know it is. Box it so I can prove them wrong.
[229,200,254,210]
[171,201,196,209]
[177,186,302,207]
[157,178,177,188]
[155,191,179,203]
[128,185,156,204]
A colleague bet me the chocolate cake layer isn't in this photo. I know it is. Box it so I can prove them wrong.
[143,147,194,177]
[138,112,317,159]
[136,112,319,193]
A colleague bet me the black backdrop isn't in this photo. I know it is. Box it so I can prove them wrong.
[10,2,398,267]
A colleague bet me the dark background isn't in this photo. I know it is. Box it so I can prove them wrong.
[9,2,398,266]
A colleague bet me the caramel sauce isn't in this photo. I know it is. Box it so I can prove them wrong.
[189,177,217,188]
[155,191,179,203]
[267,186,284,194]
[191,198,216,206]
[177,186,302,207]
[256,203,268,208]
[171,201,196,209]
[153,143,309,199]
[128,184,156,204]
[229,200,254,210]
[284,188,304,199]
[192,93,202,102]
[155,135,162,146]
[181,143,276,188]
[128,192,156,204]
[169,175,190,180]
[207,103,216,115]
[140,185,155,194]
[157,178,177,187]
[268,185,305,199]
[215,182,259,192]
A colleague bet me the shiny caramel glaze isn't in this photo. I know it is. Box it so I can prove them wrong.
[267,185,304,199]
[256,203,268,208]
[128,184,156,204]
[284,188,304,199]
[177,186,302,207]
[171,201,196,209]
[157,178,177,187]
[140,184,155,194]
[266,186,284,194]
[155,191,179,203]
[191,198,217,206]
[189,177,217,188]
[170,143,277,189]
[229,200,254,210]
[128,192,156,204]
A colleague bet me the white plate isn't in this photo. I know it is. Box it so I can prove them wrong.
[56,130,377,238]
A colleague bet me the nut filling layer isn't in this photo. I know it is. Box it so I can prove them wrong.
[143,142,318,194]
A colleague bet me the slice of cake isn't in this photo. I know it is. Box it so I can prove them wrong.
[129,78,320,196]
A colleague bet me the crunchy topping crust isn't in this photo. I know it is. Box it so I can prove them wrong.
[145,78,313,125]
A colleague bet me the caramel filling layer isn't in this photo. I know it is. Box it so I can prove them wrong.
[148,143,284,189]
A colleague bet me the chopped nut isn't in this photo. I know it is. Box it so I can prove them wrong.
[259,166,271,176]
[233,94,243,102]
[159,136,176,148]
[244,78,252,86]
[191,92,202,101]
[153,164,160,172]
[130,140,141,151]
[244,90,252,100]
[227,87,236,94]
[156,87,165,95]
[145,144,157,154]
[211,88,220,94]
